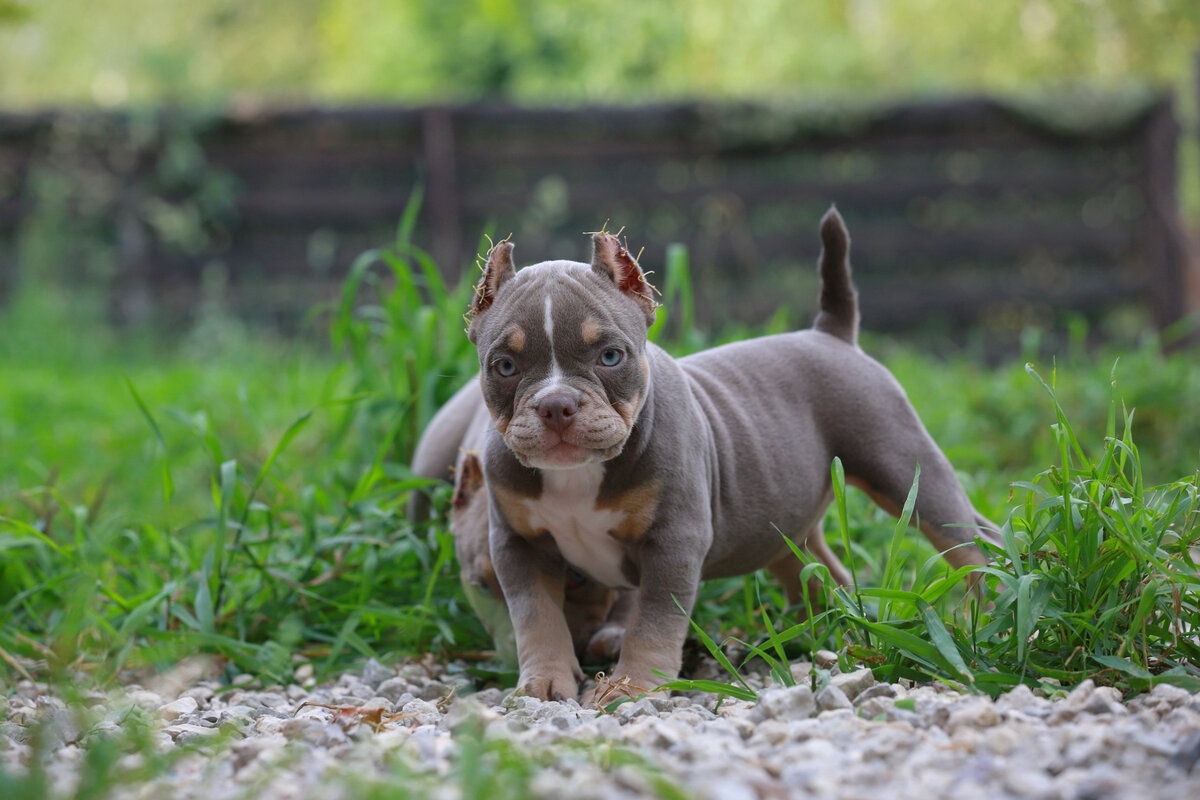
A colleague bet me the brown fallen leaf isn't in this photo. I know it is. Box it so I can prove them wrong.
[591,672,650,712]
[295,702,416,733]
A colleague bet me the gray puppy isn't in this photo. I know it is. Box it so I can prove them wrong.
[464,208,996,701]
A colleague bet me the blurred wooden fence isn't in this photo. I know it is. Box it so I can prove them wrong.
[0,93,1194,341]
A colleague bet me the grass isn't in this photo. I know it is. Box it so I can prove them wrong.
[1,213,1198,791]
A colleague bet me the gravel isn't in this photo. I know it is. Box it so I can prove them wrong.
[3,658,1200,799]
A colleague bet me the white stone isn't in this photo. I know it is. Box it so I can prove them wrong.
[163,723,219,741]
[945,700,999,732]
[995,683,1044,712]
[124,689,164,708]
[829,669,875,701]
[751,719,790,746]
[816,684,853,712]
[360,658,393,689]
[755,685,816,721]
[158,696,199,722]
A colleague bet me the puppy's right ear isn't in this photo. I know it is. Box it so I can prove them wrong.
[468,240,516,342]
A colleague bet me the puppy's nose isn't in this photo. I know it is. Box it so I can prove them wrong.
[538,394,578,433]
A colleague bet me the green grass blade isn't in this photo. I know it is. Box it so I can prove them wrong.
[1093,653,1153,680]
[672,595,754,695]
[653,677,758,702]
[919,603,974,682]
[0,516,66,555]
[124,376,174,504]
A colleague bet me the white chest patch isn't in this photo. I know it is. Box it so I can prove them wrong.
[523,463,632,588]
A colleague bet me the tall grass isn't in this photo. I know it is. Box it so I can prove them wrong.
[1,218,1197,701]
[0,200,486,685]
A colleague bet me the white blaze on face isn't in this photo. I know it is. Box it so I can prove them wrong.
[532,292,569,404]
[544,294,561,380]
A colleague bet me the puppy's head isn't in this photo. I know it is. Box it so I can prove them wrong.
[467,233,658,470]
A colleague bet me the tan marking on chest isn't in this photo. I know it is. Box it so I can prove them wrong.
[581,317,602,345]
[600,480,661,541]
[490,483,538,539]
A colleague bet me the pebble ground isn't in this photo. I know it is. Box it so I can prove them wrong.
[3,657,1199,799]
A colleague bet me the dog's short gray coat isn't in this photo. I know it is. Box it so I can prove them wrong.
[453,209,995,701]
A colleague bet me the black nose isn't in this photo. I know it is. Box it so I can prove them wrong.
[537,394,578,433]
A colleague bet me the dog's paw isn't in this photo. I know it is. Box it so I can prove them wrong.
[517,665,582,702]
[584,624,625,662]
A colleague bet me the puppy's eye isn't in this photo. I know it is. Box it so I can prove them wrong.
[598,348,624,367]
[493,357,518,378]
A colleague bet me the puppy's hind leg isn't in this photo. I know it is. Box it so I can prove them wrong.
[842,423,994,573]
[768,521,853,610]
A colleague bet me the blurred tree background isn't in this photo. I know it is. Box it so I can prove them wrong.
[4,1,1197,225]
[1,0,1196,106]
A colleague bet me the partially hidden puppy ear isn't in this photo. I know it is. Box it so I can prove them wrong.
[452,453,485,510]
[468,239,516,341]
[590,232,658,326]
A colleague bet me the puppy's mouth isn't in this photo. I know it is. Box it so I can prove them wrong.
[532,438,629,469]
[501,396,632,469]
[507,435,624,470]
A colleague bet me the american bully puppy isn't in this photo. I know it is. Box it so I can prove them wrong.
[465,208,997,701]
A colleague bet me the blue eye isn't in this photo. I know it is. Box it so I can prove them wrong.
[493,357,518,377]
[598,348,624,367]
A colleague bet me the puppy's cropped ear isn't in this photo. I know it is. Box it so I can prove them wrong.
[468,240,516,342]
[452,453,485,510]
[591,233,658,326]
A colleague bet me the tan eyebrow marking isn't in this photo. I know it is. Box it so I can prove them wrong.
[581,317,602,345]
[506,325,527,353]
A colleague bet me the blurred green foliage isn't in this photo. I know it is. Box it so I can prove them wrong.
[0,1,1196,106]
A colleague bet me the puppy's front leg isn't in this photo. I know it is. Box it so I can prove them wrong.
[489,510,582,701]
[607,539,702,695]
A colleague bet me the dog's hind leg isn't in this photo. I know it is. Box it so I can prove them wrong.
[768,521,853,609]
[845,451,990,573]
[838,405,995,575]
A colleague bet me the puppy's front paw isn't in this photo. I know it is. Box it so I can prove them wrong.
[518,665,582,702]
[584,624,625,662]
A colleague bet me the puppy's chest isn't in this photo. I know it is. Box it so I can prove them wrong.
[522,466,633,589]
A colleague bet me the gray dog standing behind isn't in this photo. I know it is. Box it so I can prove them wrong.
[427,207,996,702]
[411,379,626,668]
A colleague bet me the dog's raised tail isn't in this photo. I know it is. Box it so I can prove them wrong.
[813,206,859,345]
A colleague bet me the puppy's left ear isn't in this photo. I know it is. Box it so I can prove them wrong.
[468,240,516,342]
[591,233,658,326]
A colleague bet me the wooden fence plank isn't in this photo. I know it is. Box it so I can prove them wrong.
[0,95,1192,343]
